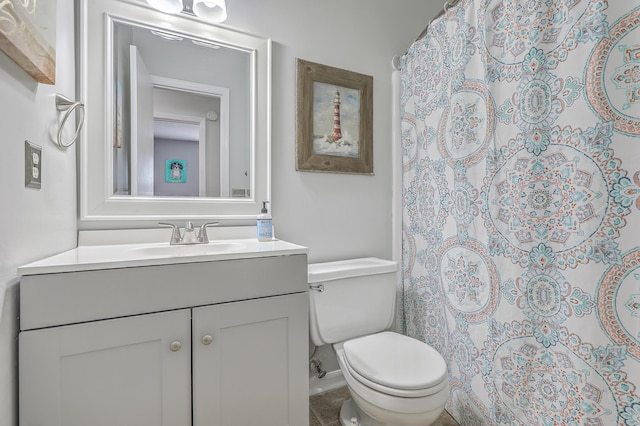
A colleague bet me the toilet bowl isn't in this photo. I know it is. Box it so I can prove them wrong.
[308,258,449,426]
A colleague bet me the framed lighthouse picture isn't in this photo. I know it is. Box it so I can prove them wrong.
[296,59,373,174]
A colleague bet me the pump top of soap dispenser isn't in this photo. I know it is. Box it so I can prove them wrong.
[261,201,270,214]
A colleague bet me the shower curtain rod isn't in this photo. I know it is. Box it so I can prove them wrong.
[394,0,462,67]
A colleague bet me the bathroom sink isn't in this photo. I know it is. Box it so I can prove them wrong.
[130,241,247,257]
[17,231,308,275]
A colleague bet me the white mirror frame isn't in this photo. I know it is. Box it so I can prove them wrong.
[78,0,271,223]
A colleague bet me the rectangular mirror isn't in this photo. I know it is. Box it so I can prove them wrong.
[78,0,271,223]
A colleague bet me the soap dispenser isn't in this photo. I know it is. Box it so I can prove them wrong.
[257,201,273,241]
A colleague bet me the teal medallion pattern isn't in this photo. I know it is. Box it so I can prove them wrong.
[587,6,640,135]
[598,248,640,361]
[479,322,638,426]
[451,169,483,243]
[503,262,595,328]
[404,157,450,243]
[439,237,499,322]
[481,124,631,269]
[404,276,448,353]
[611,170,640,211]
[449,378,491,425]
[481,0,608,81]
[403,36,450,120]
[438,80,496,167]
[401,1,640,424]
[498,48,582,145]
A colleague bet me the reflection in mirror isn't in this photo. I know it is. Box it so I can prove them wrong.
[78,0,270,222]
[113,20,251,198]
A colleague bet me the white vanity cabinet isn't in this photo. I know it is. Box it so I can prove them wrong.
[20,309,193,426]
[19,251,309,426]
[192,294,307,425]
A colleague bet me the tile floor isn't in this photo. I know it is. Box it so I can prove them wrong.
[309,386,459,426]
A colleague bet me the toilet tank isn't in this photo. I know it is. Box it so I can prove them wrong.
[308,258,398,346]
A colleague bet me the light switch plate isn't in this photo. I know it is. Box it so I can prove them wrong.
[25,141,42,189]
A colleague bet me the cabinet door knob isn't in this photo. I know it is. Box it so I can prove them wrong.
[202,335,213,345]
[170,341,182,352]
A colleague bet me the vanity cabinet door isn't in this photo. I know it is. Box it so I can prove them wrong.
[19,309,192,426]
[192,292,309,426]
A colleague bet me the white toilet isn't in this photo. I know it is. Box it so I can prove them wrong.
[308,258,449,426]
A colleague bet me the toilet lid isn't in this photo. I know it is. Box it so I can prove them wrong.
[343,332,447,391]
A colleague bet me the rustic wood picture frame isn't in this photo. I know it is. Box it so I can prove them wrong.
[0,0,57,84]
[296,59,373,174]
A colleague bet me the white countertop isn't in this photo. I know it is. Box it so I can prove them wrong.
[18,228,308,275]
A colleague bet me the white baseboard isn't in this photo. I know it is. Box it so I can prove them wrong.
[309,369,347,396]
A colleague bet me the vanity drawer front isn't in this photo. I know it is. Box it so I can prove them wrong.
[20,254,307,331]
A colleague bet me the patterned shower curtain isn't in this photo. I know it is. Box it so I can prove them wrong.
[400,1,640,424]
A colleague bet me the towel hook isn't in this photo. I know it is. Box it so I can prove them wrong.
[55,93,85,150]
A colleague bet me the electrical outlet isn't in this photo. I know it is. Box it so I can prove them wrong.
[25,141,42,189]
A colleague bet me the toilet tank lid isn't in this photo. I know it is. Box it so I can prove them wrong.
[308,257,398,283]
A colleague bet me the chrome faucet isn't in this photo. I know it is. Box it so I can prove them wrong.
[159,221,219,245]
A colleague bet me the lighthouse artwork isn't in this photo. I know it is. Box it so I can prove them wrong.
[331,90,343,141]
[312,81,360,158]
[296,58,373,174]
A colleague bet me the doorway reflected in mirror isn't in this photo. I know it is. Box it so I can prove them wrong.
[112,20,250,198]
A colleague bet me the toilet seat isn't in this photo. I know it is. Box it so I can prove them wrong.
[334,340,449,416]
[342,332,448,397]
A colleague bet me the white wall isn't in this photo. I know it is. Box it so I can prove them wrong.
[0,1,77,425]
[225,0,441,263]
[0,1,441,425]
